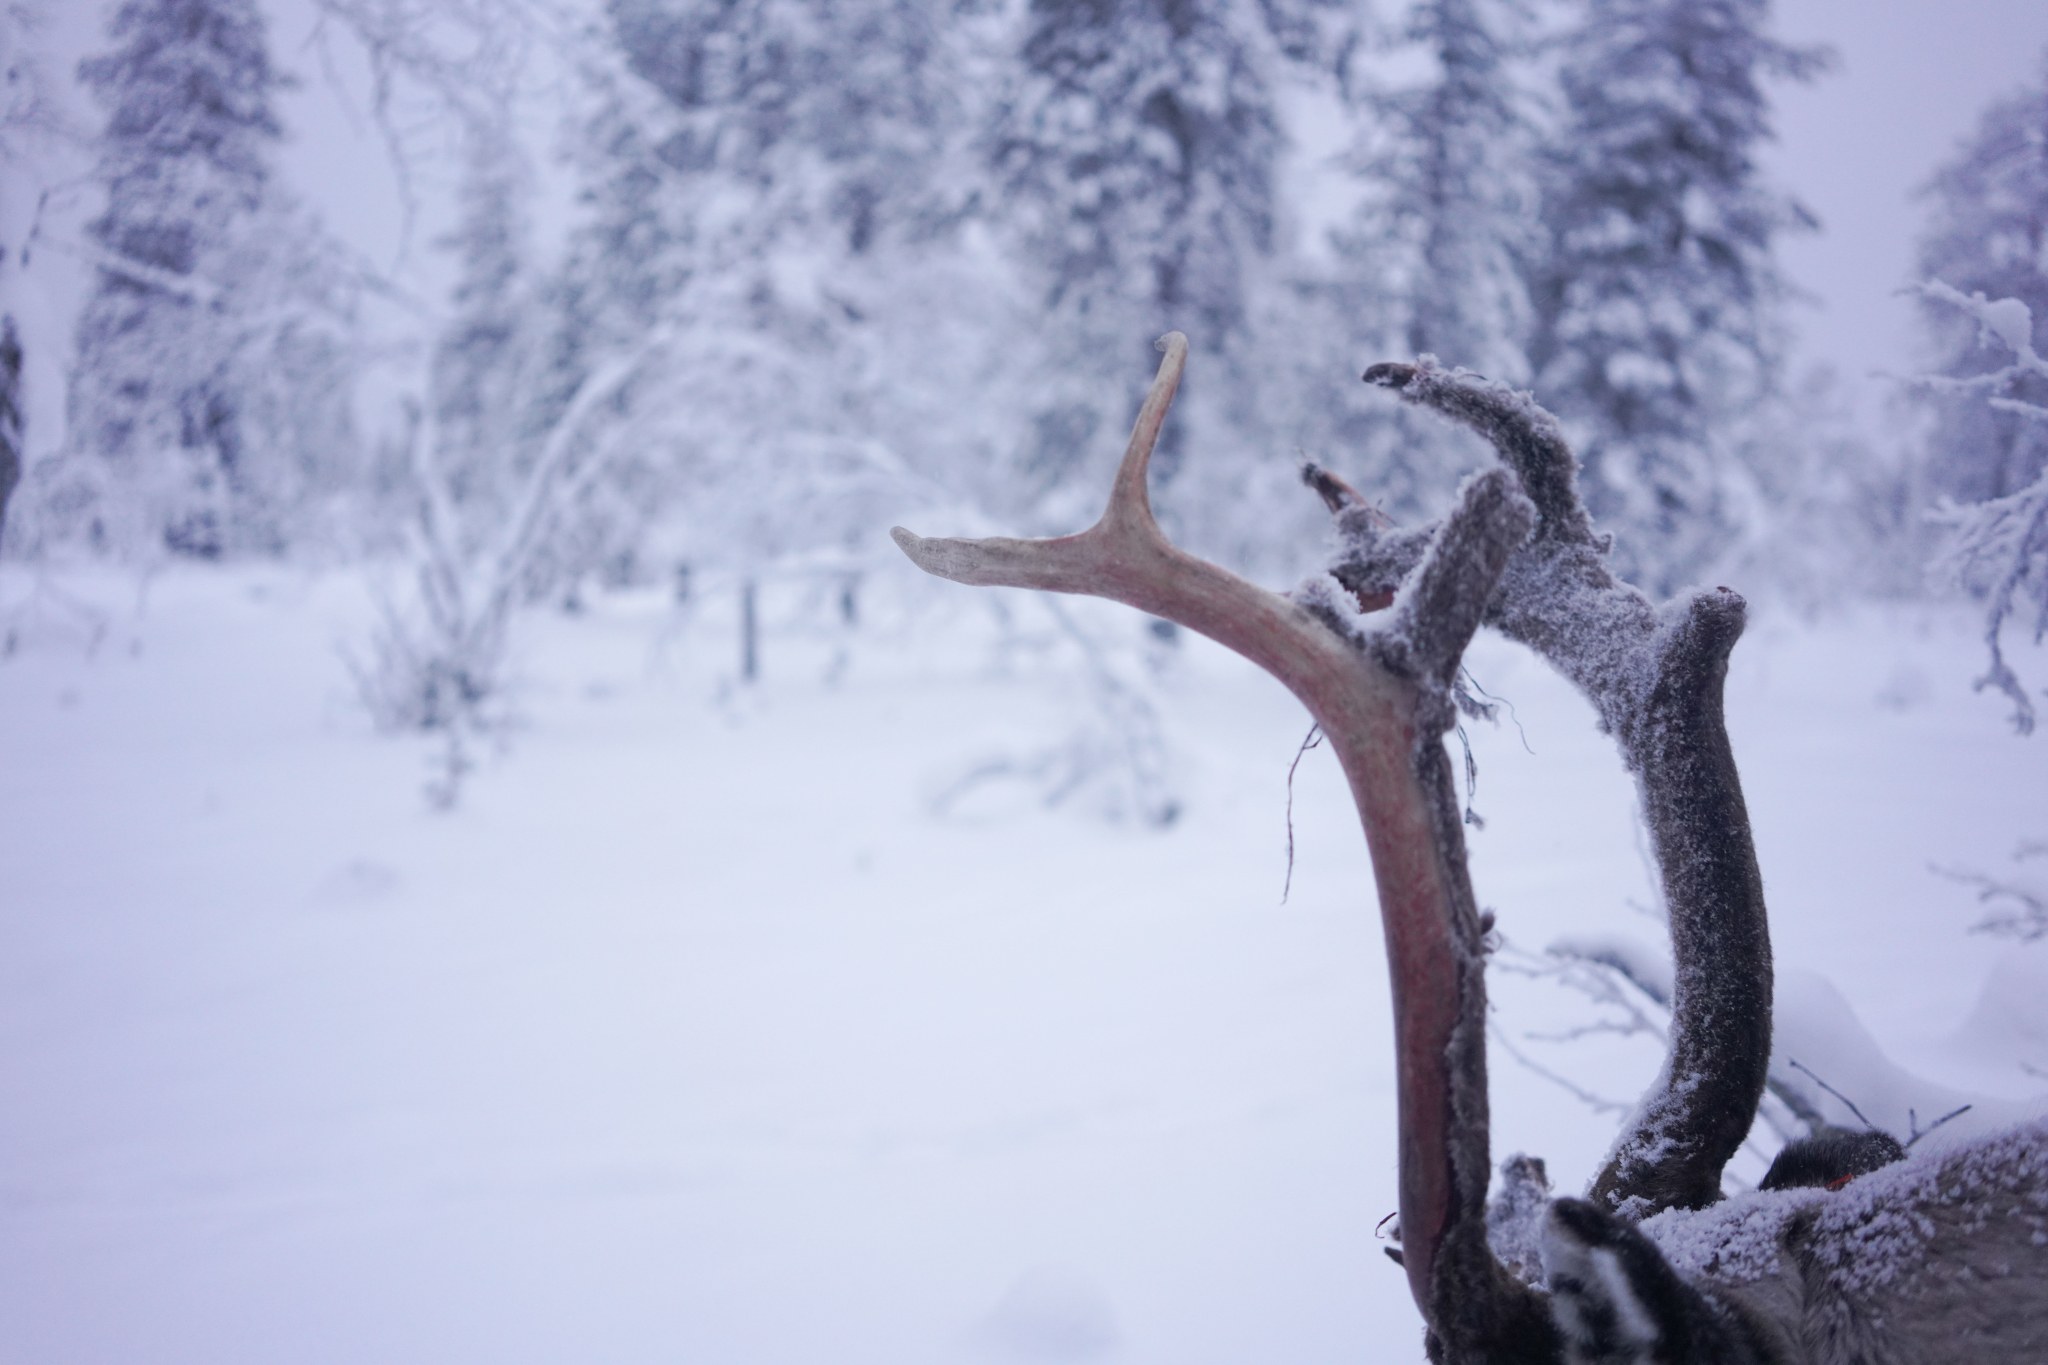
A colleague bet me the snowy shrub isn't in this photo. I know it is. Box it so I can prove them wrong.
[351,325,676,803]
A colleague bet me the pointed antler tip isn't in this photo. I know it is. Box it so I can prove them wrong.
[890,525,940,571]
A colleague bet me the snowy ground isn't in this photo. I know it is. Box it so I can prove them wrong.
[2,562,2043,1365]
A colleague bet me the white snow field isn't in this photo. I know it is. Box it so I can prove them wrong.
[1,562,2043,1365]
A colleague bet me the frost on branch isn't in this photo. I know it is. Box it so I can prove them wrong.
[1910,281,2048,734]
[1934,840,2048,944]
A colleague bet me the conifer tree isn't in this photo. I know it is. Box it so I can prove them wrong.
[987,0,1293,512]
[574,0,1006,568]
[1351,0,1532,380]
[1316,0,1536,525]
[993,0,1282,351]
[1525,0,1823,593]
[62,0,357,558]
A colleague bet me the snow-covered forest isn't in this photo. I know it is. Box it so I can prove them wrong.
[2,0,2045,1361]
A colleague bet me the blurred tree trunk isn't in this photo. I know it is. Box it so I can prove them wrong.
[0,316,21,550]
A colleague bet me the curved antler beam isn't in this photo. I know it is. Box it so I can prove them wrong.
[894,336,1540,1334]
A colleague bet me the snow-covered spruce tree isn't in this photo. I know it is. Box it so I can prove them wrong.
[1913,50,2048,511]
[1524,0,1825,595]
[59,0,359,560]
[991,0,1282,349]
[1349,0,1533,381]
[984,0,1323,555]
[577,0,1012,582]
[1319,0,1537,524]
[2,0,78,554]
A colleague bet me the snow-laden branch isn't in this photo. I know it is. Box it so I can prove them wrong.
[1911,281,2048,734]
[1933,841,2048,943]
[43,237,224,305]
[1907,281,2047,384]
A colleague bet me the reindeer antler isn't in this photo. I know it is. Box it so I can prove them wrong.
[896,341,2048,1365]
[1359,360,1771,1219]
[895,336,1543,1334]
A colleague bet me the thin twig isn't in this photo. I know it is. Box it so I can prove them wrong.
[1282,723,1324,903]
[1786,1058,1877,1130]
[1453,723,1483,828]
[1906,1104,1973,1148]
[1461,666,1533,753]
[1488,1022,1630,1116]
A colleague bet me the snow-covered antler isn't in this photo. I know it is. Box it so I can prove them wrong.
[893,339,2048,1364]
[1358,360,1770,1221]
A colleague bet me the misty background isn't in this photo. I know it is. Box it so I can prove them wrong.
[2,1,2046,1362]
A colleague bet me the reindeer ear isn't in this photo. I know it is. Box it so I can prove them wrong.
[1541,1199,1769,1365]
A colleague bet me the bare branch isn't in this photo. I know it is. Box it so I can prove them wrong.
[1932,843,2048,941]
[1489,1021,1632,1117]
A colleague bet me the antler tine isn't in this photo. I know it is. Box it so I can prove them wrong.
[1105,331,1185,530]
[893,333,1359,690]
[889,333,1184,596]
